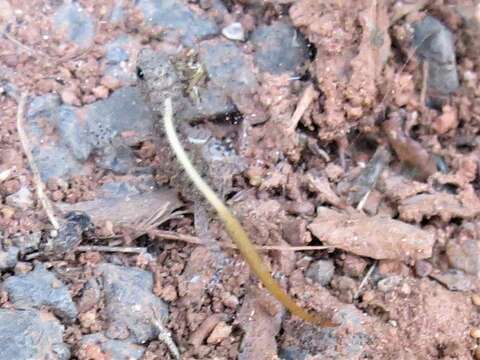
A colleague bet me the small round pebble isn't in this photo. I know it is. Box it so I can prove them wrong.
[470,328,480,339]
[472,294,480,306]
[222,22,245,41]
[414,260,433,278]
[92,85,109,99]
[206,321,232,344]
[60,89,81,106]
[362,290,375,303]
[100,75,122,90]
[475,347,480,360]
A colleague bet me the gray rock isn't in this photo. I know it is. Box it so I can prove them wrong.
[0,309,70,360]
[86,86,154,148]
[136,0,218,46]
[413,16,459,94]
[10,232,42,255]
[198,39,263,122]
[81,333,145,360]
[103,35,140,85]
[0,246,19,270]
[3,264,77,321]
[446,239,480,275]
[100,181,141,198]
[99,263,169,344]
[53,2,95,48]
[199,39,258,96]
[32,144,84,180]
[279,346,309,360]
[5,187,33,210]
[251,21,308,74]
[25,87,154,180]
[137,48,235,122]
[377,275,403,292]
[430,269,473,291]
[305,259,335,286]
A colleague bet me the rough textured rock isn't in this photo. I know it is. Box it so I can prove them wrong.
[0,246,19,270]
[413,16,459,95]
[251,21,308,74]
[5,186,33,210]
[136,0,218,46]
[398,188,480,222]
[430,270,474,292]
[79,333,145,360]
[3,264,77,321]
[309,207,435,261]
[446,240,480,275]
[0,309,70,360]
[53,2,95,48]
[237,288,285,360]
[305,259,335,286]
[26,87,154,180]
[99,263,169,344]
[137,48,235,122]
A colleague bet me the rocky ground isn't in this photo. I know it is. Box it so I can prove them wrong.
[1,0,480,359]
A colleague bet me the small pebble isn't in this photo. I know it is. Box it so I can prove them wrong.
[472,294,480,306]
[206,321,232,344]
[222,22,245,41]
[475,347,480,360]
[100,75,122,90]
[221,292,239,309]
[60,89,81,106]
[362,290,375,303]
[414,260,433,278]
[92,85,109,99]
[470,328,480,339]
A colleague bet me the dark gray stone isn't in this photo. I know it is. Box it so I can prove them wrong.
[413,16,459,94]
[137,48,235,122]
[86,86,154,148]
[136,0,218,46]
[305,259,335,286]
[0,247,19,270]
[54,2,95,48]
[25,87,154,180]
[81,333,145,360]
[99,263,169,344]
[199,39,258,95]
[0,309,70,360]
[251,21,308,74]
[3,264,77,321]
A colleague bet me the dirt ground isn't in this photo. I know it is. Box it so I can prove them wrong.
[1,0,480,359]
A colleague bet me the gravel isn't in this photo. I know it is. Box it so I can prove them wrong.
[305,259,335,286]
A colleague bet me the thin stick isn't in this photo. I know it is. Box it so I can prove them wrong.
[16,92,60,229]
[152,309,180,360]
[289,84,317,132]
[151,230,332,252]
[75,245,147,254]
[0,167,13,183]
[354,261,377,299]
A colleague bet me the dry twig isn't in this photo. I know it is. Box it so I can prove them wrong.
[354,261,377,299]
[16,92,60,229]
[75,245,147,254]
[151,229,332,252]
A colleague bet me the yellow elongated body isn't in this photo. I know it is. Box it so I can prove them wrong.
[163,98,334,327]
